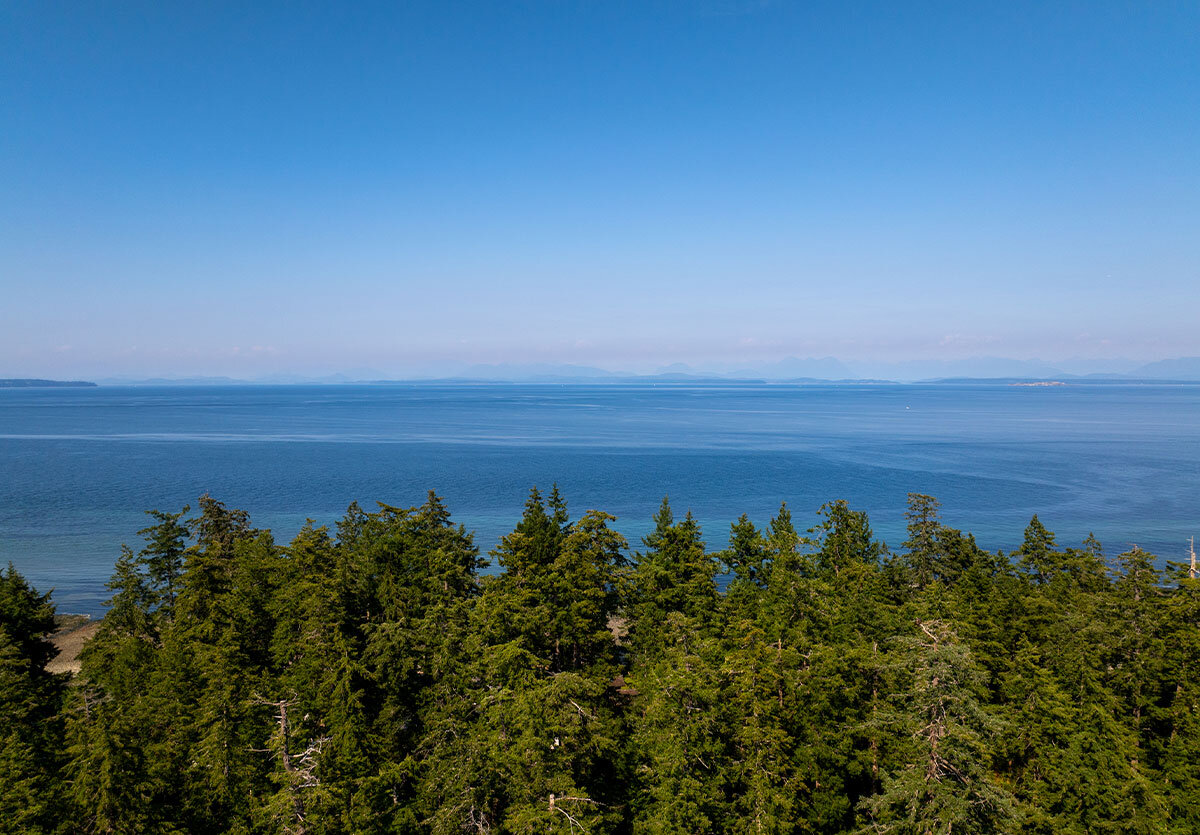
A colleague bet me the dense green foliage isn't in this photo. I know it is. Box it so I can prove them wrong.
[3,490,1199,833]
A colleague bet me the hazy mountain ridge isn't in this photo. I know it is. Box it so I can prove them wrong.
[83,355,1200,386]
[1129,357,1200,379]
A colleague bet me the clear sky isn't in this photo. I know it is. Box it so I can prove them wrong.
[2,1,1197,378]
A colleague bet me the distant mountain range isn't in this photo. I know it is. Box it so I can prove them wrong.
[66,356,1200,386]
[1128,357,1200,379]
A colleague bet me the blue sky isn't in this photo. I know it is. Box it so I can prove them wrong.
[2,1,1197,377]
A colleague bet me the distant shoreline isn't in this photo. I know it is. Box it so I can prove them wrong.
[0,379,97,388]
[50,376,1200,388]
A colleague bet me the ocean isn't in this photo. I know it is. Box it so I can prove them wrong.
[2,383,1198,616]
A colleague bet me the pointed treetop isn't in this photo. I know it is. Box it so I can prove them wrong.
[511,486,555,543]
[812,499,882,573]
[1018,514,1063,585]
[137,506,190,543]
[548,483,570,531]
[903,493,942,550]
[1021,515,1057,553]
[643,495,674,550]
[768,502,797,548]
[336,500,367,546]
[103,545,153,636]
[191,493,251,555]
[726,513,769,587]
[419,490,452,528]
[654,496,673,531]
[519,486,548,527]
[137,504,190,616]
[729,513,761,550]
[682,509,698,531]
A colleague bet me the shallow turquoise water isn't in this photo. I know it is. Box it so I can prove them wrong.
[2,383,1198,615]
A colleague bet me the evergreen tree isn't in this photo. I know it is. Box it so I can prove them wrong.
[1016,515,1060,586]
[721,622,798,834]
[629,497,719,657]
[859,620,1018,834]
[723,513,771,615]
[0,564,67,833]
[137,506,190,619]
[811,499,883,579]
[1158,561,1200,832]
[900,494,943,590]
[424,500,629,832]
[630,612,728,833]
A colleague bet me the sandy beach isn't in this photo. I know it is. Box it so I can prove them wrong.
[47,615,101,676]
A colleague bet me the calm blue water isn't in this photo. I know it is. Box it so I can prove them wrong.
[2,384,1198,615]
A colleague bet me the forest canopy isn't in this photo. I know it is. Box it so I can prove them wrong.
[2,490,1198,834]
